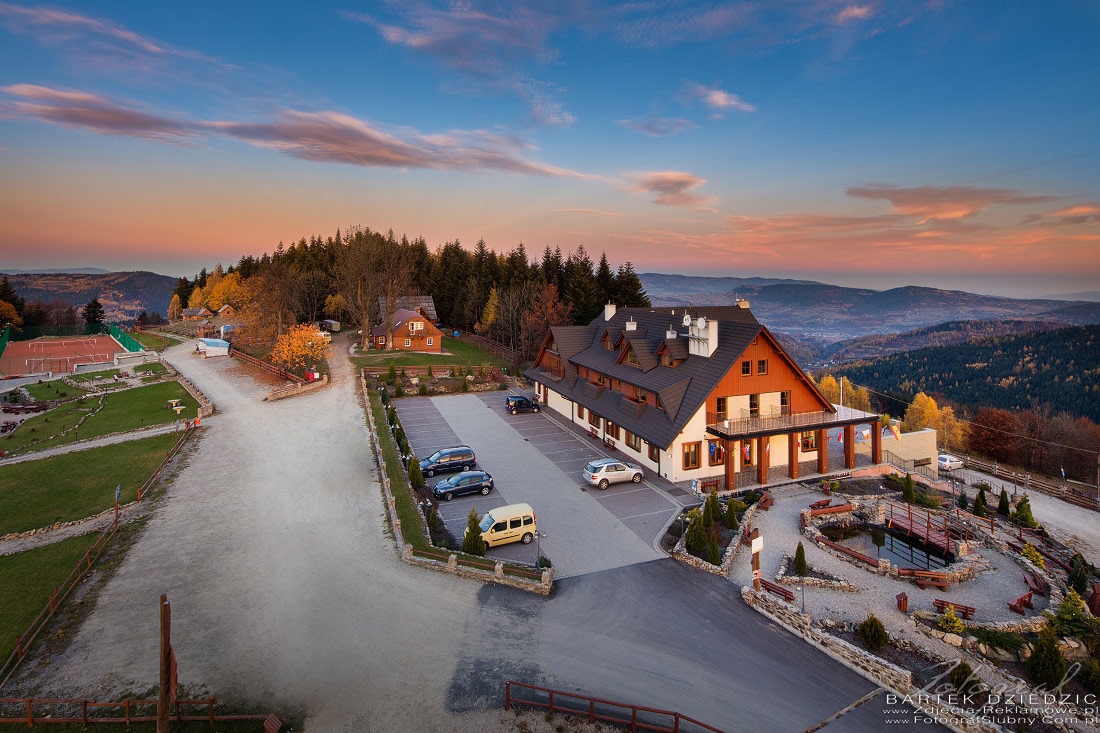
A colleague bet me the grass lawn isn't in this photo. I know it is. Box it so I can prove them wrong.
[133,331,181,351]
[3,382,199,455]
[0,533,98,665]
[367,392,427,551]
[351,336,504,369]
[133,362,167,375]
[0,433,177,535]
[21,379,90,402]
[140,375,160,383]
[71,368,120,383]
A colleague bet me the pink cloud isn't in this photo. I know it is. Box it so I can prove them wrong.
[625,171,717,212]
[552,208,622,217]
[835,4,874,24]
[619,115,696,137]
[686,82,756,114]
[1022,203,1100,226]
[846,183,1057,221]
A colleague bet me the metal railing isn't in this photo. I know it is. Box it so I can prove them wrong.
[505,681,725,732]
[882,449,939,483]
[706,407,844,436]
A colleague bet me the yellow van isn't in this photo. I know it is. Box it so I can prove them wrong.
[477,503,537,547]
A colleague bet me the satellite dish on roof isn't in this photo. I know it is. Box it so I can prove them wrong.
[696,316,707,330]
[681,313,692,327]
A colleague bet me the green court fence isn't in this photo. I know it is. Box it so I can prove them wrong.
[0,327,8,358]
[5,323,107,341]
[109,324,144,353]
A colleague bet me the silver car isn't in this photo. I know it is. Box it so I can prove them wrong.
[583,458,643,489]
[938,454,963,471]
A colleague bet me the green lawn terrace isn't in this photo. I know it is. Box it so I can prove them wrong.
[351,336,506,369]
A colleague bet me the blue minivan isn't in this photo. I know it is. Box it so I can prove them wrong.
[418,446,477,477]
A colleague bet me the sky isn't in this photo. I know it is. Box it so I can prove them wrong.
[0,1,1097,297]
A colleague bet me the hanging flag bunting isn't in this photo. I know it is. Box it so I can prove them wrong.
[837,432,843,442]
[890,425,902,440]
[1061,467,1066,480]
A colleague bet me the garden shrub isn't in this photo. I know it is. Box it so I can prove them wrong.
[829,479,840,490]
[685,510,706,553]
[724,499,739,530]
[418,383,428,396]
[394,382,404,397]
[971,491,985,517]
[938,607,965,634]
[966,627,1023,654]
[461,508,487,556]
[950,661,981,696]
[915,492,942,509]
[460,378,469,392]
[793,541,808,576]
[427,365,433,377]
[1013,497,1038,528]
[702,491,720,529]
[1052,588,1094,640]
[857,614,888,650]
[957,490,968,510]
[498,382,507,390]
[902,474,915,503]
[1021,542,1045,569]
[408,456,425,490]
[538,555,553,569]
[387,363,397,382]
[1027,626,1066,690]
[997,488,1011,516]
[450,367,456,377]
[744,491,761,504]
[1082,658,1100,696]
[386,404,397,425]
[706,533,721,565]
[1069,553,1091,596]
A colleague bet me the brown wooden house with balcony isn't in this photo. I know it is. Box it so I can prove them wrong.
[370,307,443,353]
[526,303,883,489]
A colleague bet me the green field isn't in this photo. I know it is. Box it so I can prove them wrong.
[351,336,504,369]
[3,382,199,455]
[0,533,98,665]
[71,368,120,382]
[134,362,167,375]
[21,379,90,402]
[134,331,182,351]
[0,433,177,535]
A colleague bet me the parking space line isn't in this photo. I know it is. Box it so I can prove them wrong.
[617,508,680,521]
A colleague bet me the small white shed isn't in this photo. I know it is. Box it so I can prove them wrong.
[196,338,230,357]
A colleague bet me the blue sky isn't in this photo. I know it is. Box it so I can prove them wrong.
[0,1,1097,296]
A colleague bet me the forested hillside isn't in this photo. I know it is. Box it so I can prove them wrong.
[4,271,176,323]
[827,319,1067,362]
[834,325,1100,422]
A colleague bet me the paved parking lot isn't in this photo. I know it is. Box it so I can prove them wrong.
[395,392,685,578]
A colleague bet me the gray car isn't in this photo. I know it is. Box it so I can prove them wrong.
[583,457,643,489]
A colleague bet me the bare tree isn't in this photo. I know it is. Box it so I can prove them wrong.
[376,234,413,349]
[334,227,382,351]
[494,282,537,355]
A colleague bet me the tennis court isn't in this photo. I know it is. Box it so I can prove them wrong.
[0,335,127,376]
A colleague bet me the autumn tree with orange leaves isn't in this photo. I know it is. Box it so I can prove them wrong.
[269,323,331,375]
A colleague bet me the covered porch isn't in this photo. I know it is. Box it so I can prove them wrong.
[705,405,882,490]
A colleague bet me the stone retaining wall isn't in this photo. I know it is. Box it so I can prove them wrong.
[669,502,759,577]
[177,376,214,418]
[265,375,329,401]
[775,555,860,591]
[361,371,552,596]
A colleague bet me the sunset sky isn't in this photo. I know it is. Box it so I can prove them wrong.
[0,1,1097,296]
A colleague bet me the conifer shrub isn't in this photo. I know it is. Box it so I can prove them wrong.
[462,508,487,556]
[957,490,968,510]
[793,541,808,576]
[706,533,721,565]
[938,607,965,634]
[685,511,706,554]
[1013,496,1038,528]
[702,491,720,529]
[427,365,433,377]
[950,661,981,696]
[857,614,888,650]
[1021,542,1045,569]
[1069,553,1091,596]
[902,474,915,503]
[997,488,1011,516]
[387,363,397,382]
[418,383,428,396]
[724,499,739,530]
[1027,626,1066,690]
[408,456,425,490]
[394,382,404,397]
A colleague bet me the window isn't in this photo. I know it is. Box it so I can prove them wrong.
[426,337,433,346]
[660,353,673,367]
[606,422,620,440]
[410,321,422,331]
[801,431,817,451]
[625,349,639,366]
[588,410,600,428]
[594,372,605,386]
[648,443,660,462]
[741,360,751,376]
[493,521,507,533]
[757,359,768,375]
[522,516,533,526]
[604,338,614,351]
[633,385,647,402]
[716,397,727,419]
[404,338,411,347]
[577,404,585,420]
[377,337,385,346]
[708,439,725,466]
[749,394,759,417]
[626,431,641,451]
[510,518,522,529]
[683,442,701,470]
[780,391,790,415]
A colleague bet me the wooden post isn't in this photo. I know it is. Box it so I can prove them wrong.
[871,420,882,465]
[844,424,855,469]
[816,429,828,474]
[757,437,769,485]
[752,547,761,592]
[788,432,799,479]
[158,594,170,733]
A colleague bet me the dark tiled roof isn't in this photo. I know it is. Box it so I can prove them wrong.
[370,308,431,338]
[181,307,210,317]
[377,295,437,321]
[527,306,771,449]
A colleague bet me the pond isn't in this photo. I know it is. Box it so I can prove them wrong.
[820,523,953,570]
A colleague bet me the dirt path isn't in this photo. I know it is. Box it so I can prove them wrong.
[0,423,182,466]
[14,338,496,732]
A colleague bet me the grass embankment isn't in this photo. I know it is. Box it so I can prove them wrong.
[0,534,98,665]
[133,362,167,375]
[351,336,504,369]
[367,392,427,550]
[3,382,199,454]
[0,433,178,535]
[133,331,181,351]
[21,380,90,402]
[70,368,120,383]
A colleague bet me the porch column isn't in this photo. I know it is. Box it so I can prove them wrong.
[788,432,799,479]
[724,438,735,491]
[844,424,855,469]
[757,436,769,485]
[816,429,828,473]
[871,420,882,464]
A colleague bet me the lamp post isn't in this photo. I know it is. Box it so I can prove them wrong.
[535,531,546,567]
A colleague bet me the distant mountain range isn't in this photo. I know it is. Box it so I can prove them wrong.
[3,271,177,322]
[639,272,1100,341]
[1,267,111,275]
[1043,290,1100,302]
[823,319,1068,363]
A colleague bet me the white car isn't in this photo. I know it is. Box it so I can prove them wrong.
[583,458,643,489]
[938,454,963,471]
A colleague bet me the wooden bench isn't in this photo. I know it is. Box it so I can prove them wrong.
[1024,571,1048,596]
[1008,591,1034,615]
[741,526,758,546]
[263,713,284,733]
[933,599,976,620]
[809,499,832,510]
[761,579,795,603]
[759,492,774,511]
[588,426,599,439]
[915,570,951,590]
[603,436,616,450]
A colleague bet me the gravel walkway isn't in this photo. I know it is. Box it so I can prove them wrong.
[0,422,183,466]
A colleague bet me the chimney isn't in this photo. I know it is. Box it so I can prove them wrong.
[625,318,637,332]
[687,316,718,358]
[603,303,617,321]
[666,324,677,340]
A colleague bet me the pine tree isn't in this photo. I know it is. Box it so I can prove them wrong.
[706,533,721,565]
[1068,554,1090,596]
[685,515,706,553]
[80,298,105,327]
[1013,496,1038,528]
[976,484,987,511]
[997,488,1011,516]
[0,276,24,315]
[902,473,915,503]
[724,498,739,530]
[613,262,649,307]
[793,541,808,576]
[408,455,425,490]
[1027,626,1066,690]
[595,252,615,303]
[702,491,719,529]
[462,508,487,556]
[957,490,968,510]
[972,491,986,518]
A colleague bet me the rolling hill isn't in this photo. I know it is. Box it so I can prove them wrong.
[825,319,1069,363]
[3,271,178,322]
[832,324,1100,422]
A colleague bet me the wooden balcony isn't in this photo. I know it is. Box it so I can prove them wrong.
[705,404,878,440]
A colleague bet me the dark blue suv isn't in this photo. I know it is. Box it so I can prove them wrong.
[433,470,494,501]
[418,446,476,477]
[506,395,540,415]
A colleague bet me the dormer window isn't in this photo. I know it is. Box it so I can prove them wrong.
[605,339,614,351]
[625,349,639,366]
[660,353,673,367]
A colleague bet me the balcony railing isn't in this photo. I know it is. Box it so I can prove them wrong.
[706,405,876,437]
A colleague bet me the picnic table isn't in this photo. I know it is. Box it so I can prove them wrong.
[1008,592,1034,615]
[167,398,182,408]
[173,405,185,414]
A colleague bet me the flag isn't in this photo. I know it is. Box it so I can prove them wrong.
[862,429,871,440]
[115,484,121,502]
[890,425,901,440]
[1061,467,1066,480]
[837,432,843,442]
[743,442,751,460]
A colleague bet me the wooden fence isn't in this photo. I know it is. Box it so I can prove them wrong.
[0,697,280,728]
[361,364,499,378]
[504,681,724,732]
[963,456,1098,510]
[229,349,304,384]
[0,423,196,688]
[453,329,521,364]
